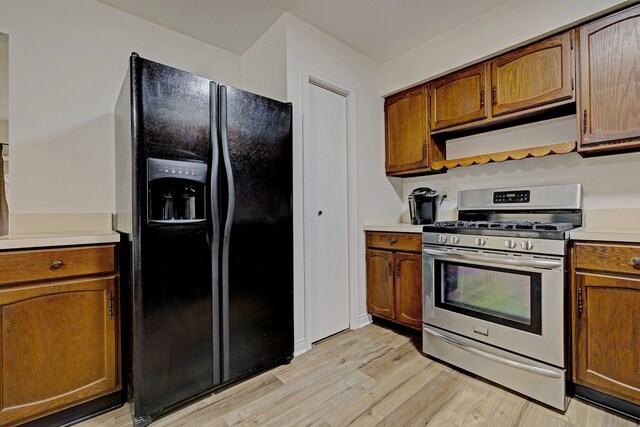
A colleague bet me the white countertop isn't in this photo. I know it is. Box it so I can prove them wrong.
[363,224,424,233]
[570,227,640,243]
[0,230,120,250]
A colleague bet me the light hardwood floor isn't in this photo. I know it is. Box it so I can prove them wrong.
[79,324,639,427]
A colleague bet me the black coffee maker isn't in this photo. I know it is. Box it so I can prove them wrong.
[409,187,438,225]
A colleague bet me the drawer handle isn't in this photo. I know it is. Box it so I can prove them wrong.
[633,258,640,266]
[51,260,64,270]
[389,238,397,244]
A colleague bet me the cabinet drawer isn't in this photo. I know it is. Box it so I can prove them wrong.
[366,232,422,253]
[575,242,640,276]
[0,245,116,286]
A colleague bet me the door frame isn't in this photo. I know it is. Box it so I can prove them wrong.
[299,68,358,355]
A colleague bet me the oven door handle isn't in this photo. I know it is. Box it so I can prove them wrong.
[423,248,562,269]
[423,327,562,379]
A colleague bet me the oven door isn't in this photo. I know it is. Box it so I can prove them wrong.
[423,244,565,367]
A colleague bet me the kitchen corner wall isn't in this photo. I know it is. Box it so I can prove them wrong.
[240,16,288,103]
[0,0,240,225]
[241,13,403,354]
[284,14,402,352]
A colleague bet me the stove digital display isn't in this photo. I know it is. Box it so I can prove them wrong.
[493,190,530,204]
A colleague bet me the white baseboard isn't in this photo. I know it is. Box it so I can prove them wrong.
[357,313,372,329]
[294,338,310,357]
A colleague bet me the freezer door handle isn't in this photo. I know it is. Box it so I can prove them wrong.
[219,85,235,381]
[423,327,562,378]
[209,81,221,386]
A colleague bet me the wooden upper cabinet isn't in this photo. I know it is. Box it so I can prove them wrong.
[431,63,488,131]
[0,277,118,425]
[385,85,428,174]
[578,4,640,153]
[366,249,394,320]
[490,31,574,117]
[574,272,640,405]
[394,252,422,329]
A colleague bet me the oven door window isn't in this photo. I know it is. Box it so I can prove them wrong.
[434,261,542,334]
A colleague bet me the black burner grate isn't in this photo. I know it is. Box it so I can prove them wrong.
[433,221,575,232]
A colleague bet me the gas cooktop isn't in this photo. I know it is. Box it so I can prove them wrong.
[422,184,583,241]
[424,220,577,239]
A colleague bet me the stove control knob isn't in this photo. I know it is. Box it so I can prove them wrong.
[438,234,448,244]
[505,239,517,249]
[475,237,487,247]
[521,240,534,251]
[450,235,460,244]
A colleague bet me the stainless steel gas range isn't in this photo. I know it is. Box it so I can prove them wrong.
[422,184,582,411]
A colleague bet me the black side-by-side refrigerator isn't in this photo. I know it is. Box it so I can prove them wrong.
[115,53,293,426]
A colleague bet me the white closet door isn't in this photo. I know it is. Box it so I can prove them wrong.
[306,83,349,343]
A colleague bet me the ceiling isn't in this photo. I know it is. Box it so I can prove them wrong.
[95,0,512,63]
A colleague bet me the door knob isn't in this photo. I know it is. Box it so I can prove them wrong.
[317,210,323,216]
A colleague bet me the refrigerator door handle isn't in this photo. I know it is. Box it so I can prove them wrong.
[209,81,221,386]
[219,85,235,381]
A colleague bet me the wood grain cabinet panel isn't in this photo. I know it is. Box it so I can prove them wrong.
[431,63,488,131]
[366,249,394,320]
[366,232,421,253]
[385,85,429,174]
[491,31,574,117]
[574,272,640,405]
[0,277,118,426]
[578,4,640,153]
[575,242,640,276]
[0,245,115,286]
[394,253,422,329]
[366,233,422,330]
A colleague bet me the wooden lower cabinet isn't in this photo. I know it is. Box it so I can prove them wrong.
[366,249,394,319]
[366,232,422,330]
[572,242,640,407]
[394,253,422,329]
[0,244,119,426]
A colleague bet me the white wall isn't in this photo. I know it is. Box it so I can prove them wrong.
[403,117,640,227]
[282,13,402,352]
[241,16,287,103]
[0,0,240,218]
[379,0,629,95]
[0,34,8,145]
[0,34,8,121]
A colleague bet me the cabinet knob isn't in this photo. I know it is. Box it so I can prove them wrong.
[389,237,397,244]
[633,258,640,266]
[51,260,64,270]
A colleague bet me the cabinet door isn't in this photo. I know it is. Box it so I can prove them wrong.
[394,252,422,329]
[385,85,428,174]
[366,249,394,320]
[578,5,640,152]
[431,63,488,131]
[491,31,574,117]
[0,277,118,425]
[574,272,640,405]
